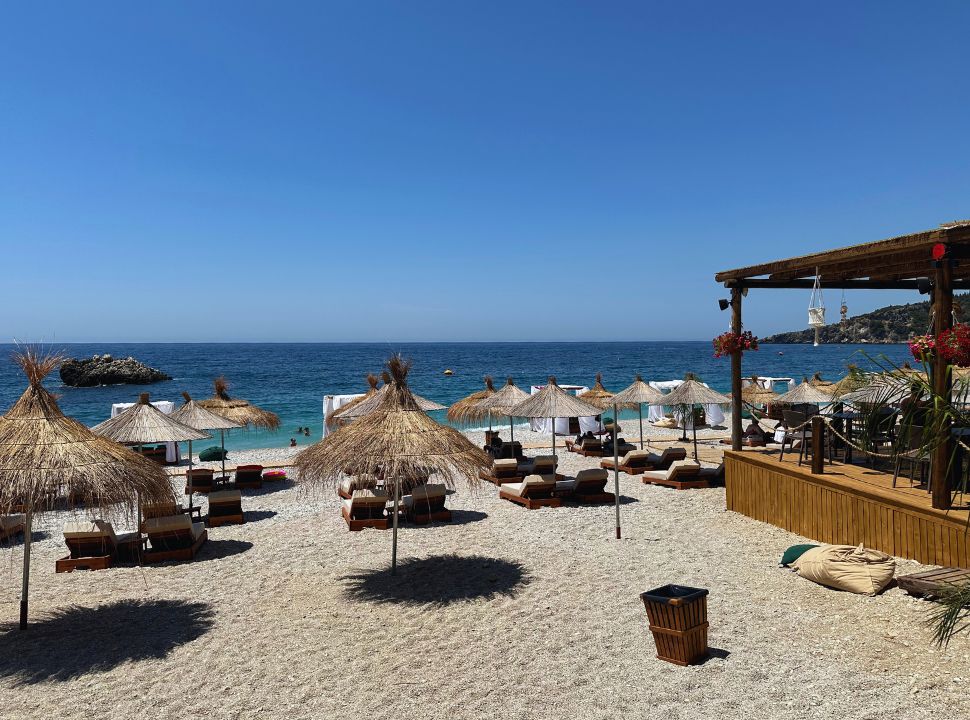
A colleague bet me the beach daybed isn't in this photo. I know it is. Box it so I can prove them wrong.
[566,437,604,457]
[555,468,613,503]
[208,489,245,527]
[480,458,521,485]
[185,468,216,495]
[0,514,25,542]
[235,464,264,490]
[342,489,390,531]
[143,514,208,563]
[644,447,688,469]
[641,460,704,489]
[142,501,202,530]
[698,462,725,484]
[518,455,560,479]
[499,474,561,510]
[338,474,379,499]
[56,520,144,573]
[600,449,651,475]
[403,483,451,524]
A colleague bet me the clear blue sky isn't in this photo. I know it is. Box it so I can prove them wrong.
[2,1,968,342]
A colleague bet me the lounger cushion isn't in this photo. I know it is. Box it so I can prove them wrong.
[209,489,242,506]
[145,514,193,534]
[143,502,181,518]
[190,522,206,541]
[349,489,389,507]
[63,519,116,541]
[237,464,263,472]
[791,544,895,596]
[499,482,525,496]
[576,468,608,483]
[493,459,518,470]
[411,484,446,500]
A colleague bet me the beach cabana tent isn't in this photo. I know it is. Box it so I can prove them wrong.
[109,399,180,462]
[326,374,379,432]
[609,374,665,450]
[474,377,530,445]
[294,356,488,573]
[447,376,497,429]
[171,392,243,504]
[510,378,604,461]
[663,380,731,460]
[647,379,727,426]
[0,349,174,628]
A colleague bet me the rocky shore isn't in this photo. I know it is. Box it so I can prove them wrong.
[59,354,171,387]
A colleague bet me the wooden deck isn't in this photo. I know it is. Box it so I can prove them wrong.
[725,449,970,568]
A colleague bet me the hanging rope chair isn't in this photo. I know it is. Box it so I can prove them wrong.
[840,289,848,325]
[808,268,826,347]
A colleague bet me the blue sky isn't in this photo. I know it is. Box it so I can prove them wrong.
[1,1,968,342]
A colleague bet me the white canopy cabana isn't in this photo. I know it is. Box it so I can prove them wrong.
[528,384,604,435]
[110,400,181,462]
[322,393,364,437]
[647,380,726,427]
[742,376,794,393]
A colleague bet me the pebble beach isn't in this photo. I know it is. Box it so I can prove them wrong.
[1,422,969,720]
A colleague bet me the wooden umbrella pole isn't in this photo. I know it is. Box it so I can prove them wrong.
[639,405,644,450]
[509,416,514,445]
[19,509,32,630]
[613,402,621,540]
[187,439,194,512]
[220,430,227,481]
[391,476,400,575]
[692,411,699,461]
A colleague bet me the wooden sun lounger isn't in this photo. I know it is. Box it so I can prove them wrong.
[207,489,245,527]
[600,450,651,475]
[499,475,561,510]
[479,458,523,485]
[56,520,144,573]
[341,491,390,531]
[144,514,208,563]
[555,469,614,504]
[185,468,215,495]
[566,438,604,458]
[142,501,202,531]
[403,484,451,524]
[0,514,26,543]
[898,567,970,597]
[641,461,704,489]
[234,464,264,490]
[517,455,562,480]
[644,447,688,470]
[338,475,379,499]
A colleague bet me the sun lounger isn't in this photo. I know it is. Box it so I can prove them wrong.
[566,437,604,457]
[480,458,522,485]
[207,489,245,527]
[518,455,560,479]
[644,447,688,470]
[698,462,725,484]
[185,468,215,495]
[600,449,651,475]
[142,501,202,530]
[403,483,451,524]
[341,489,390,531]
[641,460,704,489]
[0,514,25,542]
[56,520,144,572]
[143,514,208,563]
[499,474,561,510]
[556,468,614,504]
[338,474,379,499]
[234,464,264,490]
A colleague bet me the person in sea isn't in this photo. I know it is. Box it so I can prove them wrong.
[297,426,304,433]
[290,438,297,447]
[303,428,310,437]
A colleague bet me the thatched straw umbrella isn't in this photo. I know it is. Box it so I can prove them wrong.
[475,377,530,446]
[663,380,731,460]
[336,372,445,419]
[294,356,488,574]
[509,377,604,462]
[198,377,281,430]
[610,374,665,450]
[741,377,778,405]
[92,393,211,518]
[447,376,497,431]
[774,379,834,405]
[171,392,243,507]
[0,349,174,629]
[327,374,380,430]
[809,372,835,391]
[578,373,614,410]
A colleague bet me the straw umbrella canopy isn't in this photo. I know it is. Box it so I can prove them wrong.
[741,377,778,405]
[475,377,531,446]
[294,356,488,573]
[509,377,604,462]
[809,372,835,391]
[610,374,665,450]
[171,392,243,504]
[327,374,380,430]
[337,372,445,419]
[662,380,731,460]
[774,379,834,405]
[447,376,497,430]
[0,350,174,629]
[198,377,281,430]
[578,373,615,410]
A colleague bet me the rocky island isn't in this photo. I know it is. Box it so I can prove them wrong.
[59,354,172,387]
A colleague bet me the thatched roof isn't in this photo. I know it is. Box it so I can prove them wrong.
[741,378,778,404]
[337,372,445,419]
[577,373,614,410]
[664,379,730,407]
[809,372,835,390]
[609,374,665,409]
[328,374,380,426]
[0,349,175,515]
[447,376,497,425]
[774,380,833,405]
[294,356,488,493]
[197,377,280,430]
[475,377,531,417]
[171,392,243,431]
[91,393,211,444]
[509,377,605,419]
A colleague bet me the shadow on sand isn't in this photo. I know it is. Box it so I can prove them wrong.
[446,510,488,525]
[194,539,253,562]
[341,554,529,606]
[243,510,278,523]
[0,599,215,684]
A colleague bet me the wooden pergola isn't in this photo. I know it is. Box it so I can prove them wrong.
[715,220,970,509]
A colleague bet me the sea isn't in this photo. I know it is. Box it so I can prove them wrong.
[0,342,914,454]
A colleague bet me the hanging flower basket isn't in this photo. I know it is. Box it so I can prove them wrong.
[937,324,970,367]
[908,334,936,363]
[713,330,759,358]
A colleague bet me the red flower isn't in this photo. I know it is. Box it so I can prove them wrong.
[713,330,759,359]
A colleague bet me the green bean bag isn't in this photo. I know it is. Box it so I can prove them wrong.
[781,544,819,567]
[199,446,228,461]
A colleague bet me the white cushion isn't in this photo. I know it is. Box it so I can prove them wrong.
[63,519,116,541]
[577,468,608,483]
[411,484,446,500]
[494,459,518,469]
[350,489,389,507]
[499,482,524,496]
[145,514,192,534]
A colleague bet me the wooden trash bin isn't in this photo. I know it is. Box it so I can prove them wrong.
[640,585,709,666]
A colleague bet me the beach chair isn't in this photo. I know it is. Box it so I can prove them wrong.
[403,484,451,524]
[480,458,522,485]
[644,447,688,470]
[142,501,202,530]
[600,449,651,475]
[698,462,725,484]
[518,455,560,479]
[566,437,604,457]
[56,520,144,572]
[555,469,614,504]
[499,474,561,510]
[641,460,704,489]
[143,514,208,563]
[207,489,245,527]
[0,514,26,543]
[341,489,390,531]
[338,474,379,499]
[234,464,264,490]
[185,468,215,495]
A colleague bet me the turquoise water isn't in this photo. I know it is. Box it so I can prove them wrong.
[0,342,913,453]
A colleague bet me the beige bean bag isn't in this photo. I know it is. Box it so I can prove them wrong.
[791,543,895,596]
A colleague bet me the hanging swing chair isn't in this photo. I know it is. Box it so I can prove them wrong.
[840,289,848,325]
[808,269,826,347]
